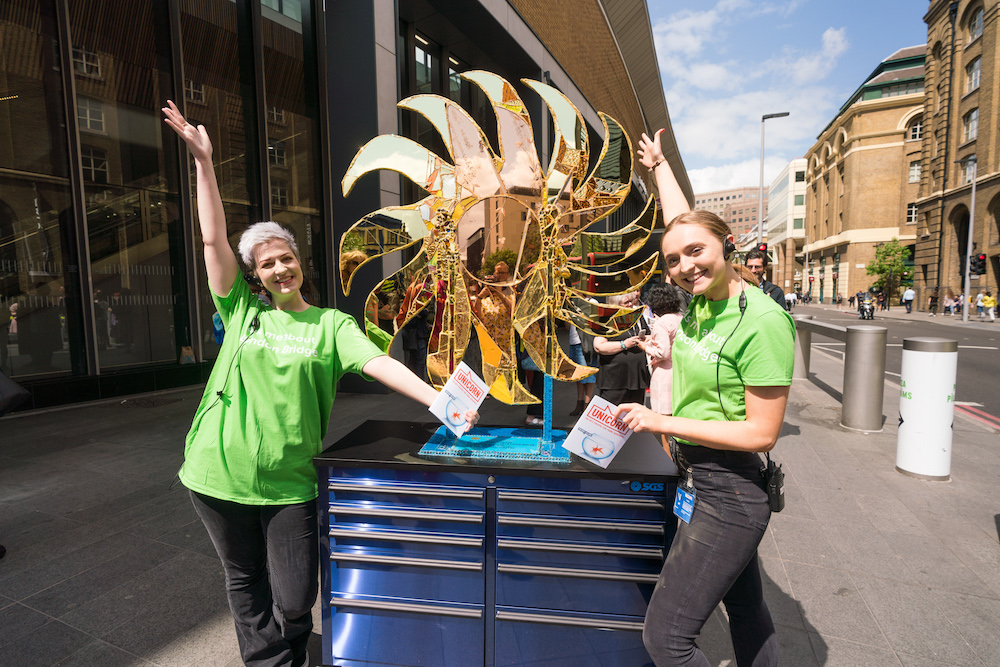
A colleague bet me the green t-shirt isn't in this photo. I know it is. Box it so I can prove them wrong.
[180,278,384,505]
[671,286,795,444]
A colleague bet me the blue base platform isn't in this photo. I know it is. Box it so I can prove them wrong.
[418,425,571,463]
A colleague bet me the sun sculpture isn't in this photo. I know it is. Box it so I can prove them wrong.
[341,71,659,405]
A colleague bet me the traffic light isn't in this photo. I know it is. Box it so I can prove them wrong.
[757,243,767,253]
[970,253,987,276]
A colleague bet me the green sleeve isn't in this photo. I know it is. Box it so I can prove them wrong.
[333,311,387,383]
[211,277,253,330]
[737,310,796,386]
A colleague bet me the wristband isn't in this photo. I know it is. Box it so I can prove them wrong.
[620,340,626,350]
[649,158,665,172]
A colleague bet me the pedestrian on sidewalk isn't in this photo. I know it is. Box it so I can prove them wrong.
[617,129,792,667]
[984,292,996,322]
[744,248,785,309]
[903,286,915,313]
[976,291,986,320]
[943,292,956,315]
[163,102,478,667]
[637,284,684,416]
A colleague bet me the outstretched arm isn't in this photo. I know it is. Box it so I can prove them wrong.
[637,129,690,224]
[363,355,479,432]
[162,100,239,296]
[614,385,789,453]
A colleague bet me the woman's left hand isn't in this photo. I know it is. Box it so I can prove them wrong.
[614,403,668,434]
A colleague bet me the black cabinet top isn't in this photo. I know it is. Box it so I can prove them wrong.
[315,420,678,479]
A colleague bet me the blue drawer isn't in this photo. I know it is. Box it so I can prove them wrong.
[328,501,485,535]
[496,488,667,522]
[330,522,484,559]
[330,548,483,604]
[496,564,656,616]
[327,596,484,666]
[497,536,664,571]
[494,607,652,666]
[328,477,486,511]
[497,512,665,546]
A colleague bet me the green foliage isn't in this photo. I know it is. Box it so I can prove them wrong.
[865,239,910,295]
[480,248,519,279]
[341,232,365,253]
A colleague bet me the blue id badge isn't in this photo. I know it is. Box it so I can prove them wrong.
[673,484,695,524]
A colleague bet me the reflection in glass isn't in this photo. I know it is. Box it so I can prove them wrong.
[0,0,75,377]
[341,73,658,404]
[70,0,183,368]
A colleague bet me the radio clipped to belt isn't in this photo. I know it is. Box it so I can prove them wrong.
[762,453,784,513]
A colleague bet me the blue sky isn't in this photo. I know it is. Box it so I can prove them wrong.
[648,0,929,193]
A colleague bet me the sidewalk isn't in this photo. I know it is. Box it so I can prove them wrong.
[794,300,998,331]
[1,350,998,666]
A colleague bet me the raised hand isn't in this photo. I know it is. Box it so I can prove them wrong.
[637,128,665,170]
[162,100,213,163]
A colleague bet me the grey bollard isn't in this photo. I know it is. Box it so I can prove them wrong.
[896,338,958,481]
[841,325,887,431]
[792,315,814,379]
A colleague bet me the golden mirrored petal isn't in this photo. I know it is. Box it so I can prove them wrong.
[573,113,632,213]
[340,205,432,294]
[521,79,589,201]
[561,196,657,268]
[342,135,456,198]
[559,296,644,337]
[566,253,659,297]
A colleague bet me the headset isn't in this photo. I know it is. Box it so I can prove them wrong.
[716,234,746,422]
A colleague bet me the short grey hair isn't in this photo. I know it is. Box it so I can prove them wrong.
[607,291,639,307]
[238,221,300,268]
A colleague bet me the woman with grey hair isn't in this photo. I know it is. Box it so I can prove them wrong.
[163,101,477,667]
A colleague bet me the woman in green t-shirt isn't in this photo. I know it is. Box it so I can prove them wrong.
[163,101,477,667]
[615,130,793,667]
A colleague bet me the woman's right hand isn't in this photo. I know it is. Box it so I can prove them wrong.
[162,100,213,163]
[637,129,665,170]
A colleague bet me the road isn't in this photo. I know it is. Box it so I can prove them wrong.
[792,303,1000,427]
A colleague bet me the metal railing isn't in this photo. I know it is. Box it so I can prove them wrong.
[793,315,887,431]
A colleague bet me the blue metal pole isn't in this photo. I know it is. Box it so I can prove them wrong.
[542,374,553,452]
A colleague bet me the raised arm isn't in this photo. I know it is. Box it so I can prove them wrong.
[162,100,239,296]
[637,129,690,224]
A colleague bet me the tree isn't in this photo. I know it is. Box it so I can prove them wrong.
[480,248,518,279]
[866,239,910,297]
[341,232,366,253]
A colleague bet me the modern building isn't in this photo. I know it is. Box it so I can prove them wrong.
[915,1,999,307]
[764,158,808,294]
[693,186,765,239]
[0,0,692,410]
[803,45,924,303]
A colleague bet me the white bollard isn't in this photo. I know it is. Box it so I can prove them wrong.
[895,337,958,481]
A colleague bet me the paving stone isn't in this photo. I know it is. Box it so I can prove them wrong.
[881,530,992,596]
[0,602,49,649]
[52,640,155,667]
[769,515,843,568]
[759,555,805,631]
[928,589,1000,665]
[0,619,95,667]
[808,634,901,666]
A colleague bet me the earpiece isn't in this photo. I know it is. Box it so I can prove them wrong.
[723,237,736,260]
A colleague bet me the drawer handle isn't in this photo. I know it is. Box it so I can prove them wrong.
[328,481,484,499]
[331,551,482,571]
[497,563,659,583]
[497,490,664,508]
[497,514,663,535]
[497,538,662,559]
[331,597,482,619]
[329,504,484,524]
[329,527,483,548]
[495,609,644,632]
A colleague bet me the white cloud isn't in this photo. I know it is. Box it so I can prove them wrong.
[651,0,851,192]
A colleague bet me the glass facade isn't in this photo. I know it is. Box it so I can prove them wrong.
[0,0,324,398]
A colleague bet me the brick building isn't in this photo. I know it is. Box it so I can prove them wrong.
[915,1,1000,308]
[693,186,766,240]
[804,46,924,304]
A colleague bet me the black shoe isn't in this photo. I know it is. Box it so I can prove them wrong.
[0,544,6,560]
[569,400,585,416]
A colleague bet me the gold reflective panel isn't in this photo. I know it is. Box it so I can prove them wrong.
[342,73,658,404]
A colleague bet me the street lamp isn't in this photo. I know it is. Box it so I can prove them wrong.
[758,112,790,247]
[957,155,978,322]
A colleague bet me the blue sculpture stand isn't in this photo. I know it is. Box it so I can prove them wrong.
[419,376,570,463]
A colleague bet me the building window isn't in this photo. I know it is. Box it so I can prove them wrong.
[793,218,804,229]
[184,79,205,104]
[72,47,101,77]
[268,141,286,166]
[271,182,288,207]
[77,96,104,132]
[908,118,923,141]
[262,0,302,21]
[966,57,981,93]
[963,108,978,143]
[266,105,285,124]
[80,145,108,184]
[794,194,804,206]
[960,155,976,184]
[795,171,805,182]
[906,203,918,224]
[969,7,984,42]
[882,81,923,98]
[909,161,921,183]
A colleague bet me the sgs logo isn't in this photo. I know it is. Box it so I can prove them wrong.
[629,481,664,492]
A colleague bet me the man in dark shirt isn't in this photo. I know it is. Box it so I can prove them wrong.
[745,248,787,310]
